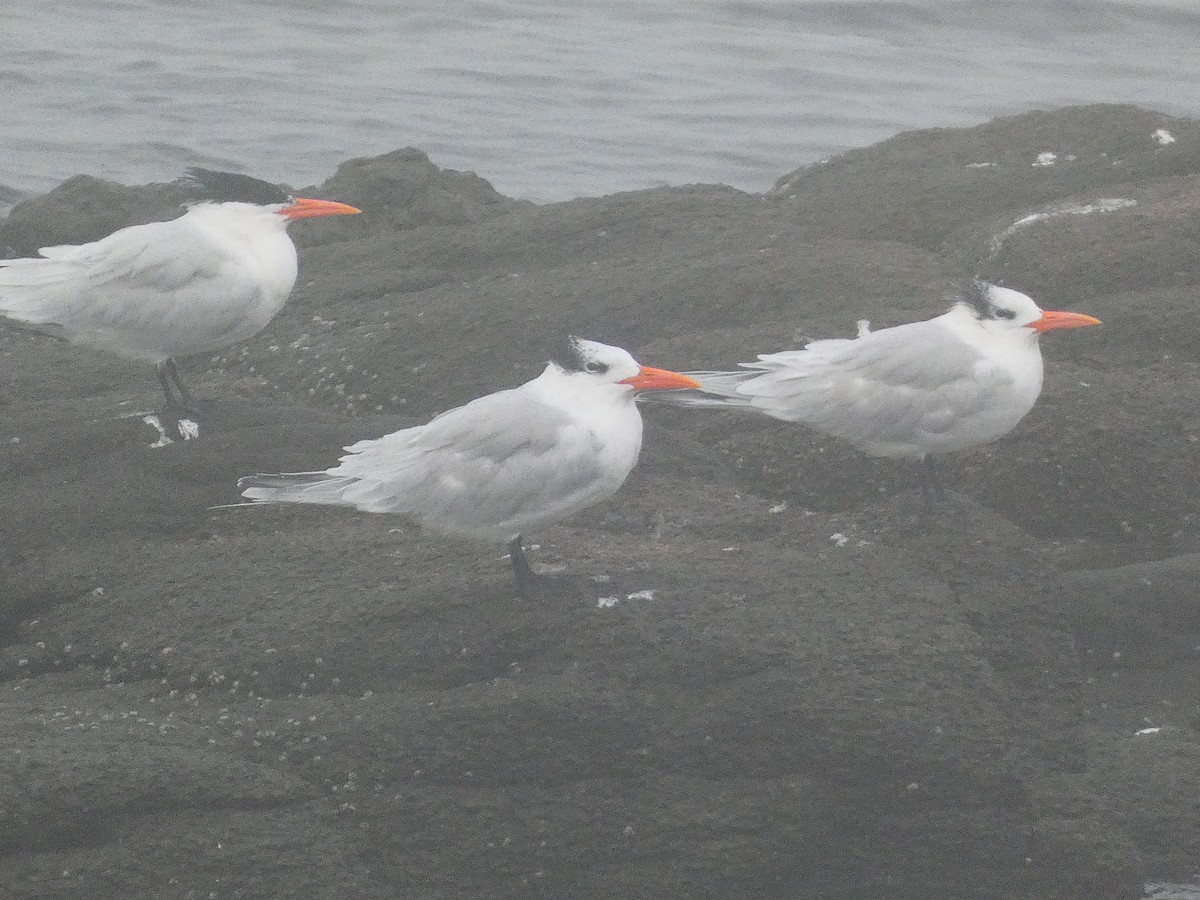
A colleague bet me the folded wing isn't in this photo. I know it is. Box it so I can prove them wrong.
[654,318,1017,457]
[0,217,274,359]
[240,387,617,540]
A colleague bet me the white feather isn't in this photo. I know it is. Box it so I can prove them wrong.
[0,202,297,362]
[238,340,649,543]
[653,286,1060,460]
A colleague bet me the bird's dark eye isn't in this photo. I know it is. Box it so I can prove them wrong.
[584,361,609,374]
[992,307,1017,320]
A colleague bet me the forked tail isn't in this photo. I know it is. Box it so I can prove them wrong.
[237,472,358,506]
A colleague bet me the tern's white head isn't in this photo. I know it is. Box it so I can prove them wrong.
[184,167,361,221]
[547,336,701,394]
[954,280,1102,337]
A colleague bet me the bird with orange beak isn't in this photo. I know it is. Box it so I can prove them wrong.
[0,167,360,409]
[237,337,700,597]
[647,280,1101,500]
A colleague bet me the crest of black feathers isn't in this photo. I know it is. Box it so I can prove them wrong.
[954,277,1015,321]
[549,335,588,372]
[185,168,291,206]
[957,278,992,316]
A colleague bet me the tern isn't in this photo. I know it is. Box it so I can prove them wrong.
[0,168,360,409]
[236,337,701,597]
[652,280,1100,499]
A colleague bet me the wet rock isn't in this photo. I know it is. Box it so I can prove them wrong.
[289,147,534,246]
[1069,553,1200,649]
[0,175,190,257]
[6,103,1200,897]
[0,148,516,257]
[771,104,1200,253]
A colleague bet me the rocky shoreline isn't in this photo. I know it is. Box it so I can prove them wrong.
[1,104,1198,898]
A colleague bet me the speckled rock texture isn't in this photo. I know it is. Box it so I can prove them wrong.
[3,104,1198,898]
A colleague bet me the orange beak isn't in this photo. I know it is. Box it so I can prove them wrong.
[1028,310,1102,333]
[279,197,362,220]
[619,366,702,392]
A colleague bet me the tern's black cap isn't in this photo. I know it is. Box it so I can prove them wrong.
[549,335,590,372]
[185,168,290,206]
[958,278,992,316]
[956,278,1017,321]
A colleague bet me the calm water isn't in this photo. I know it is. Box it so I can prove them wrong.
[3,0,1200,206]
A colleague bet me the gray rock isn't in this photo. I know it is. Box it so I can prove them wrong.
[8,103,1200,897]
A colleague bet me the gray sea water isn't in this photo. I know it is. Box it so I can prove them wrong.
[3,0,1200,207]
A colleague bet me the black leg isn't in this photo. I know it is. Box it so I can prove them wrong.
[507,535,542,599]
[165,358,197,411]
[919,455,945,504]
[156,360,177,408]
[156,358,196,412]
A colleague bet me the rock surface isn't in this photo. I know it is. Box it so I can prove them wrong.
[2,104,1198,898]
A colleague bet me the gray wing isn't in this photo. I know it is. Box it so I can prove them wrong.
[330,387,615,537]
[737,318,1016,450]
[0,216,270,357]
